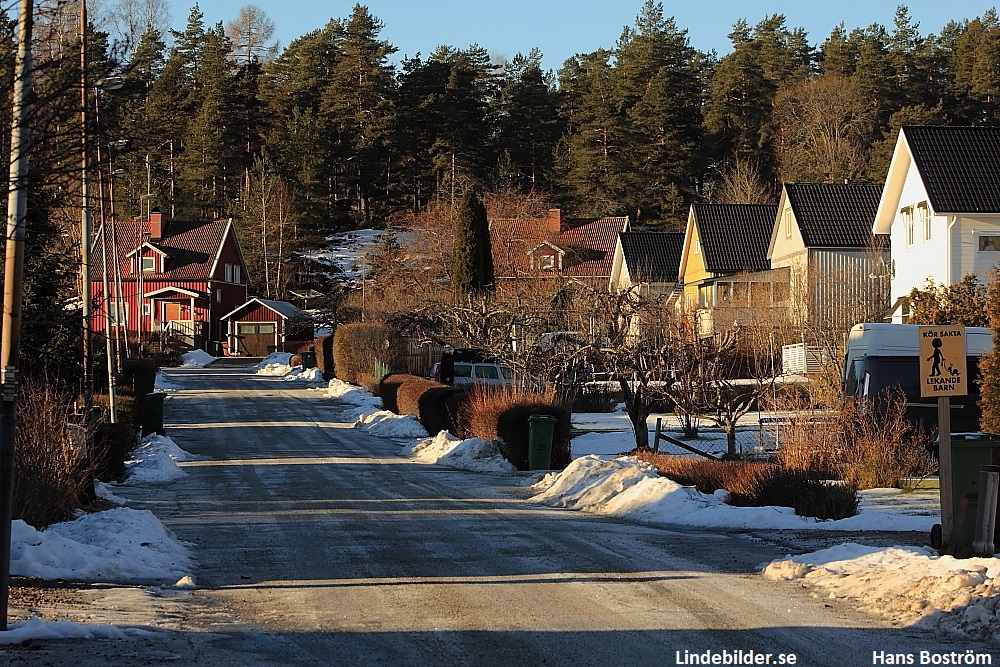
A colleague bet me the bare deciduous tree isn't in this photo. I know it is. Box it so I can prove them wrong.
[106,0,171,57]
[226,4,279,63]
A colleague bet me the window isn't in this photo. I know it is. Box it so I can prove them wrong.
[141,256,156,273]
[225,263,233,282]
[784,210,792,239]
[919,202,931,241]
[474,364,500,380]
[980,236,1000,252]
[216,289,222,303]
[234,266,241,284]
[258,323,275,334]
[237,323,256,335]
[902,206,914,246]
[499,366,513,380]
[108,302,126,326]
[453,363,473,378]
[538,254,556,270]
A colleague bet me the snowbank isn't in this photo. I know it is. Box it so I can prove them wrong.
[123,434,197,484]
[354,409,429,438]
[10,507,193,584]
[409,431,517,473]
[764,544,1000,639]
[0,617,146,645]
[530,455,936,532]
[255,352,324,385]
[179,349,215,367]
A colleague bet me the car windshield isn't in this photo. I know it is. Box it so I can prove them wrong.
[474,364,499,379]
[453,363,473,378]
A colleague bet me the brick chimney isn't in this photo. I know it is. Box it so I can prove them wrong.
[546,208,562,233]
[147,209,167,241]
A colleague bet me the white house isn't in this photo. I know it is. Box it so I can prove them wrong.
[873,126,1000,322]
[768,182,888,330]
[608,230,684,302]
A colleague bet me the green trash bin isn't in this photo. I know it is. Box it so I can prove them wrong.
[142,392,167,437]
[945,436,1000,556]
[207,340,222,357]
[300,351,316,369]
[527,414,557,470]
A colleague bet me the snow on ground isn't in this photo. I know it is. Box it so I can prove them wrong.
[179,349,215,368]
[763,544,1000,640]
[10,508,193,585]
[123,434,199,484]
[254,352,325,386]
[409,431,517,473]
[153,371,183,391]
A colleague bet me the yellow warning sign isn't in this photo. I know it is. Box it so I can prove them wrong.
[918,325,968,397]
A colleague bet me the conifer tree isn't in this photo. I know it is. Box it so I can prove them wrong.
[451,187,494,298]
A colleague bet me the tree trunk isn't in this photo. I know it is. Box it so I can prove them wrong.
[726,425,738,456]
[620,377,651,450]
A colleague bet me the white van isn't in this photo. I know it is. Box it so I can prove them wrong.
[842,323,993,428]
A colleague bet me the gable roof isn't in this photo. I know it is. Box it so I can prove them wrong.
[902,126,1000,214]
[618,231,684,283]
[220,298,304,322]
[691,204,777,274]
[782,182,884,248]
[557,217,630,278]
[93,218,231,282]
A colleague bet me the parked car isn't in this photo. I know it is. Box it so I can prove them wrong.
[430,361,514,386]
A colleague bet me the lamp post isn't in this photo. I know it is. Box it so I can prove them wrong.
[1,0,33,631]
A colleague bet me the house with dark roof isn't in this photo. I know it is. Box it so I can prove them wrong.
[768,183,889,330]
[873,126,1000,322]
[92,210,249,353]
[609,231,684,303]
[490,209,630,292]
[679,203,785,334]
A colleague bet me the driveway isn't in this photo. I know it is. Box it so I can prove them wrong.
[6,365,970,666]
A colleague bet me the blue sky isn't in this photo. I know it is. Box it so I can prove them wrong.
[188,1,997,71]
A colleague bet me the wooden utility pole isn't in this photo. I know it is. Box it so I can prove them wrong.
[80,1,94,411]
[0,0,34,631]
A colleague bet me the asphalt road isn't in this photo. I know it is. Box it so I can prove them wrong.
[5,365,976,666]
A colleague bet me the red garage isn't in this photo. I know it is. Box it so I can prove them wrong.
[221,298,313,357]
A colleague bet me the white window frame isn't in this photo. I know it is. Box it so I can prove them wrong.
[108,301,127,326]
[919,202,931,241]
[902,206,914,246]
[234,266,241,284]
[141,256,156,273]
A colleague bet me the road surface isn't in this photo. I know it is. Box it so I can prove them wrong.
[6,364,973,665]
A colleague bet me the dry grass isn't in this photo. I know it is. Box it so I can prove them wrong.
[14,380,102,528]
[459,384,571,469]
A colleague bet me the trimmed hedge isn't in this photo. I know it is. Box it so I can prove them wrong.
[314,334,335,378]
[333,322,406,391]
[495,404,571,471]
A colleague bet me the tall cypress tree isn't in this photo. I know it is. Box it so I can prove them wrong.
[452,187,494,298]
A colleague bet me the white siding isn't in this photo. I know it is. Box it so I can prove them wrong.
[954,216,1000,285]
[890,158,941,305]
[810,249,889,330]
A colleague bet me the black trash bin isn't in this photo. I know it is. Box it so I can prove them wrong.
[142,392,167,436]
[300,350,317,369]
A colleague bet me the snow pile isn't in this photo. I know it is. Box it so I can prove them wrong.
[254,352,324,385]
[328,378,381,406]
[763,544,1000,639]
[179,349,215,367]
[123,434,197,484]
[0,617,145,645]
[154,371,183,391]
[10,507,193,584]
[409,431,517,473]
[530,455,937,531]
[354,409,429,438]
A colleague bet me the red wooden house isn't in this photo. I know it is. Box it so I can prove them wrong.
[91,211,249,353]
[220,298,313,357]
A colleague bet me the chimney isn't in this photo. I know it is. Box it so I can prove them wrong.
[148,209,167,241]
[546,208,562,233]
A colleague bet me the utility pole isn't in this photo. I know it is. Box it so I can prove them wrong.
[80,1,93,412]
[0,0,34,631]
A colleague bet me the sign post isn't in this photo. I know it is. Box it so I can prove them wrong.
[918,325,968,547]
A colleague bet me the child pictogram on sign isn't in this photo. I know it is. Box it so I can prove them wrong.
[928,337,946,377]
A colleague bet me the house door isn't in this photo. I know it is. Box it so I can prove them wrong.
[163,302,195,346]
[236,322,277,356]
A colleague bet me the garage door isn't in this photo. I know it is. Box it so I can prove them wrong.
[237,322,276,356]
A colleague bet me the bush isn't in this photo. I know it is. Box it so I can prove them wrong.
[636,453,859,520]
[333,322,406,391]
[90,392,138,481]
[380,373,421,414]
[14,381,101,528]
[314,334,335,379]
[289,353,302,367]
[459,385,571,470]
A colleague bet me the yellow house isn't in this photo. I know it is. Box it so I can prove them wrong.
[678,203,781,334]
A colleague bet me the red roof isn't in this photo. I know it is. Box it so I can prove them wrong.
[92,219,230,282]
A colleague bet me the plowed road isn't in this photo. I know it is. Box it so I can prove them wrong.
[8,364,967,666]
